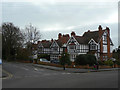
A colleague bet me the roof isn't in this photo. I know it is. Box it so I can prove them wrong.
[37,26,110,48]
[56,35,70,47]
[42,41,52,48]
[81,30,105,44]
[38,40,52,48]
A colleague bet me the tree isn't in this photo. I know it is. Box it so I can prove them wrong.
[59,52,71,70]
[23,23,41,57]
[112,45,120,65]
[75,54,97,66]
[2,22,23,60]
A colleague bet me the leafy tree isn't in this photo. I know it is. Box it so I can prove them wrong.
[2,22,23,61]
[59,52,71,70]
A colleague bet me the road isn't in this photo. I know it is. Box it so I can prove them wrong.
[2,62,118,88]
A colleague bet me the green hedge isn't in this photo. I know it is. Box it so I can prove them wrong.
[75,54,97,65]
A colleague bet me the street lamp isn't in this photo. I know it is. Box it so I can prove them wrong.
[112,58,116,68]
[63,54,66,70]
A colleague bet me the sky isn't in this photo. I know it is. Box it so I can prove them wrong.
[1,0,119,49]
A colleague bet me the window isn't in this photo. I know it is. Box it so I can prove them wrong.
[69,45,75,49]
[89,40,97,50]
[53,47,58,51]
[39,47,43,52]
[90,44,96,50]
[103,35,107,42]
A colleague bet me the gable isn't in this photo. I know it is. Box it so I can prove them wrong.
[50,41,59,48]
[98,30,114,46]
[67,36,79,45]
[88,39,98,45]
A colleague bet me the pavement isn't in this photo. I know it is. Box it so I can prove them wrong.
[33,64,120,73]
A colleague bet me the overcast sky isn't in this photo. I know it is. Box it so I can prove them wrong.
[1,0,119,49]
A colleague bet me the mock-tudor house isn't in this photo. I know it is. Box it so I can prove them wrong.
[36,25,114,62]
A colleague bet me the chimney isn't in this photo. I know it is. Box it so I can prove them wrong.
[51,38,53,42]
[42,40,46,42]
[58,33,62,39]
[106,27,110,35]
[37,41,40,44]
[66,34,70,37]
[71,31,76,36]
[88,30,90,32]
[98,25,102,31]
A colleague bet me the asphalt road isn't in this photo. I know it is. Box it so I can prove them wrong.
[2,62,118,88]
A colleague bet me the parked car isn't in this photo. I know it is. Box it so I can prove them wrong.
[0,59,2,64]
[39,58,50,63]
[51,59,60,64]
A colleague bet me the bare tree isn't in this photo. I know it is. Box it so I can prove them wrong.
[23,23,41,56]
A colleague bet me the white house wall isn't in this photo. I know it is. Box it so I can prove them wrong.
[103,45,107,53]
[110,45,113,53]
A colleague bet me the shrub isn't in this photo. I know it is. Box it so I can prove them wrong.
[97,60,104,65]
[86,54,97,65]
[104,60,114,66]
[75,54,97,65]
[115,60,120,65]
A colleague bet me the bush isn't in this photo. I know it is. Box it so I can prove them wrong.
[97,60,104,65]
[104,60,114,66]
[86,54,97,65]
[115,60,120,65]
[75,54,97,65]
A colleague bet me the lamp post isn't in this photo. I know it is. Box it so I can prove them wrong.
[112,58,116,68]
[63,53,66,70]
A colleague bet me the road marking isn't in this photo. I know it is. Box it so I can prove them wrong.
[61,72,71,75]
[34,68,38,71]
[66,73,71,74]
[21,67,29,71]
[2,69,13,79]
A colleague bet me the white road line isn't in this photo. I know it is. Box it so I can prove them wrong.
[34,68,38,71]
[2,69,13,79]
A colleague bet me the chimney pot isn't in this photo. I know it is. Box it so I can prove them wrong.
[71,31,76,36]
[98,25,102,31]
[58,33,62,39]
